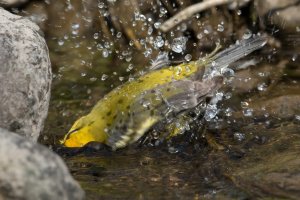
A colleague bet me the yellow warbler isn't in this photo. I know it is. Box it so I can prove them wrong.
[61,36,267,150]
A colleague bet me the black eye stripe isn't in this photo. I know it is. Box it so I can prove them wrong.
[65,128,81,140]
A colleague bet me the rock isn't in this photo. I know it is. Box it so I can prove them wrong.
[255,0,300,33]
[0,0,27,7]
[0,8,51,141]
[0,128,85,200]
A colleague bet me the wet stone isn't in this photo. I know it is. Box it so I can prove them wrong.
[0,8,51,141]
[0,128,85,200]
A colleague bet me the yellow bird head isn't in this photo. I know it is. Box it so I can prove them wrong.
[61,116,107,147]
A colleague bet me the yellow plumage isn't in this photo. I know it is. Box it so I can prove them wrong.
[61,36,267,150]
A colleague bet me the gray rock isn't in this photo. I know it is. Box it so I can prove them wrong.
[255,0,300,32]
[0,0,27,7]
[0,128,85,200]
[0,8,51,141]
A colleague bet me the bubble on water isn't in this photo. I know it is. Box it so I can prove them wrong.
[204,104,218,121]
[184,54,192,61]
[243,108,253,117]
[154,22,161,29]
[154,36,164,48]
[129,40,134,46]
[102,49,109,57]
[204,29,209,34]
[296,115,300,121]
[119,76,124,81]
[217,24,224,32]
[243,29,252,40]
[58,39,64,46]
[257,82,267,91]
[171,37,187,53]
[234,132,245,141]
[101,74,108,81]
[237,10,242,15]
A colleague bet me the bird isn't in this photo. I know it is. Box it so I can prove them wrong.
[61,35,267,150]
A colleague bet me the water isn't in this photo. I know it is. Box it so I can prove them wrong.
[37,1,300,199]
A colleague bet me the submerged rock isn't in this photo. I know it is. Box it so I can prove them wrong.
[0,128,85,200]
[0,8,51,141]
[0,0,27,7]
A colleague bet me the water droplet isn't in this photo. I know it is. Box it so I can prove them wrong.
[93,33,99,39]
[126,64,134,72]
[160,7,167,15]
[143,48,152,57]
[171,37,187,53]
[204,104,218,121]
[184,54,192,61]
[71,23,80,30]
[234,132,245,141]
[197,33,203,39]
[224,107,233,116]
[101,74,108,81]
[243,108,253,117]
[292,54,298,61]
[90,77,97,82]
[147,26,153,35]
[217,24,224,32]
[257,83,267,91]
[142,100,151,107]
[98,2,105,8]
[58,39,64,46]
[102,49,109,57]
[154,36,164,48]
[43,135,48,141]
[243,29,252,40]
[241,101,249,108]
[116,32,122,38]
[154,22,161,29]
[168,146,179,154]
